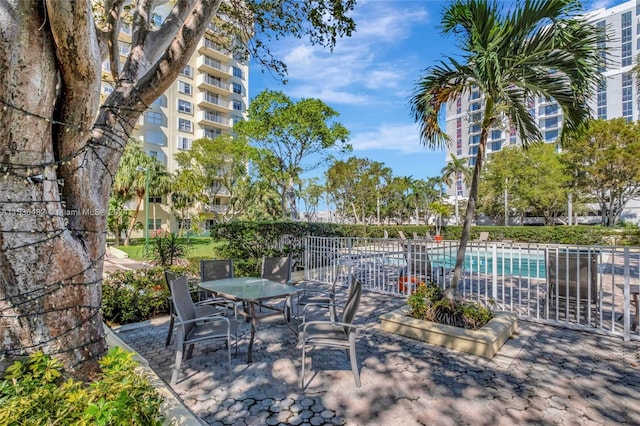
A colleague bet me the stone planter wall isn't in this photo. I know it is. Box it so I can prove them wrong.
[380,308,518,359]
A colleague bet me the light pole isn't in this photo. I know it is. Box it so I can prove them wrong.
[504,177,508,227]
[136,166,150,250]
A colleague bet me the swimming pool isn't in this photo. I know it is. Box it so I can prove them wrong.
[381,248,547,279]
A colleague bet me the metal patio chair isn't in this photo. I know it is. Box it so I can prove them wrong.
[164,270,231,347]
[169,275,239,385]
[300,277,363,388]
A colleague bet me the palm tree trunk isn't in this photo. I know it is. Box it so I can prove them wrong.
[448,103,493,298]
[124,198,143,245]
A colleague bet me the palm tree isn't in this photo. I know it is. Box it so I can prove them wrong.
[441,154,472,225]
[410,0,603,295]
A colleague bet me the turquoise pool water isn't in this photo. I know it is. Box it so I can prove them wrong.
[382,249,546,278]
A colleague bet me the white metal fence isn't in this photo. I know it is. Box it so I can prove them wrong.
[303,236,640,341]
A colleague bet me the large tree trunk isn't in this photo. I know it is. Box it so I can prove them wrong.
[0,0,223,376]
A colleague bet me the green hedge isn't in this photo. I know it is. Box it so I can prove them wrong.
[210,221,344,276]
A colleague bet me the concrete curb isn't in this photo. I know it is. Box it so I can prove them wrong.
[103,323,206,426]
[107,246,129,258]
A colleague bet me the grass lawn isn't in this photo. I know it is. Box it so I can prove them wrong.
[117,237,222,260]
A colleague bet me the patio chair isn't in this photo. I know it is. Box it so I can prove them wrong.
[168,275,239,385]
[258,256,293,315]
[297,260,348,322]
[477,231,489,242]
[164,270,231,347]
[261,256,292,284]
[398,230,408,240]
[546,249,600,325]
[300,277,363,388]
[200,258,234,281]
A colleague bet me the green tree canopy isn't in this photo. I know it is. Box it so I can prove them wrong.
[174,135,256,221]
[478,144,573,225]
[563,118,640,226]
[235,90,351,219]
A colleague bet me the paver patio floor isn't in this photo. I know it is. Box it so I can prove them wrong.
[116,289,640,425]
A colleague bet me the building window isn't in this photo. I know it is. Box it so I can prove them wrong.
[623,73,633,121]
[149,151,158,158]
[102,84,114,95]
[146,130,165,145]
[544,104,558,115]
[544,117,559,128]
[233,100,242,111]
[151,13,163,28]
[597,80,607,119]
[622,12,632,67]
[119,43,130,56]
[146,111,163,125]
[203,126,222,139]
[122,23,131,34]
[232,82,242,94]
[232,66,243,78]
[597,20,606,72]
[470,134,481,145]
[177,136,192,150]
[178,80,192,95]
[147,218,162,230]
[148,196,162,204]
[153,95,167,107]
[544,129,559,142]
[178,118,193,132]
[456,97,462,114]
[178,219,191,230]
[177,99,193,114]
[181,65,193,78]
[490,141,502,151]
[232,115,243,126]
[469,146,479,155]
[490,130,502,140]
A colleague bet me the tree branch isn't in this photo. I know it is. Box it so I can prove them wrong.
[105,0,125,81]
[133,0,223,107]
[45,0,102,158]
[146,0,198,66]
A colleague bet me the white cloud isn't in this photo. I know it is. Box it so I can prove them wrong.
[350,123,435,154]
[274,2,431,105]
[587,0,617,11]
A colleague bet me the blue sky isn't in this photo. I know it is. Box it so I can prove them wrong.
[248,0,624,184]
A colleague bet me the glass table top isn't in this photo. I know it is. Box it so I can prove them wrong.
[199,277,299,302]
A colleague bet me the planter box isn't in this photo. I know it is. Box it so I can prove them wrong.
[379,308,518,359]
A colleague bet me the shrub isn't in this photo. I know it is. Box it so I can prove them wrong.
[150,232,191,266]
[101,265,192,325]
[407,282,493,330]
[0,348,163,425]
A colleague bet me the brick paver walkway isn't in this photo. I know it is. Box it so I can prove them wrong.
[116,287,640,425]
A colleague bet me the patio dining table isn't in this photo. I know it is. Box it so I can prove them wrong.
[199,277,300,363]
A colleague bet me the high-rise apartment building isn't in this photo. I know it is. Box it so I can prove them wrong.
[444,0,636,199]
[101,10,249,236]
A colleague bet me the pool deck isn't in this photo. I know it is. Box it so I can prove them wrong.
[115,286,640,425]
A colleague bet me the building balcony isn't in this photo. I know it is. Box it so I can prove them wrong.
[203,204,228,213]
[196,56,230,78]
[197,92,232,113]
[197,74,231,95]
[197,38,231,62]
[197,111,233,129]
